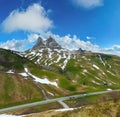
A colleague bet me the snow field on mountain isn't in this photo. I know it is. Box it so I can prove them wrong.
[24,67,58,87]
[61,54,71,70]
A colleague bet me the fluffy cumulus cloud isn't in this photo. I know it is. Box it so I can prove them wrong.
[2,3,53,33]
[44,32,120,56]
[71,0,103,9]
[0,32,120,56]
[45,32,100,52]
[0,34,39,51]
[0,39,26,51]
[0,32,100,52]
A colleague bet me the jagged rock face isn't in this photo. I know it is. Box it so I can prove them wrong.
[46,37,61,49]
[75,48,85,54]
[32,37,45,50]
[71,48,85,54]
[32,37,61,50]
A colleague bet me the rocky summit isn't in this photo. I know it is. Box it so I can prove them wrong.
[32,36,61,50]
[32,37,46,50]
[46,36,61,49]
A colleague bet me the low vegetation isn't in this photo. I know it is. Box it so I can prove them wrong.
[0,48,120,111]
[25,92,120,117]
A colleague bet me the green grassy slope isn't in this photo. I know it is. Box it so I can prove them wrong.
[0,49,43,108]
[25,49,120,93]
[64,53,120,92]
[29,98,120,117]
[0,48,120,108]
[0,49,71,108]
[25,92,120,117]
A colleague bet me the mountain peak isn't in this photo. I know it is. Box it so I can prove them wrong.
[77,48,85,53]
[32,36,62,50]
[73,48,86,54]
[47,36,55,42]
[46,36,61,49]
[32,37,45,50]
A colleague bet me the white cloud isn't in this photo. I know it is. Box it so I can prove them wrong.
[0,32,120,56]
[2,3,53,33]
[86,36,91,40]
[86,36,95,40]
[27,33,39,42]
[0,34,39,51]
[0,39,26,51]
[101,45,120,56]
[44,32,120,56]
[45,32,100,52]
[0,32,100,52]
[71,0,103,9]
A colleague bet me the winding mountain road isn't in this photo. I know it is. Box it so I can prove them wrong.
[0,89,120,113]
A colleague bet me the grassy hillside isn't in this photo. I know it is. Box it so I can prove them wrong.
[25,49,120,93]
[0,49,26,72]
[0,49,71,108]
[64,53,120,92]
[25,92,120,117]
[0,49,45,108]
[0,72,43,108]
[0,48,120,109]
[27,99,120,117]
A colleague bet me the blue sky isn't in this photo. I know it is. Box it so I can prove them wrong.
[0,0,120,55]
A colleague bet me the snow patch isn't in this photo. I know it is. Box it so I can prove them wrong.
[47,92,54,96]
[102,71,105,75]
[30,51,36,55]
[99,55,105,66]
[48,52,53,59]
[47,48,53,59]
[61,54,71,70]
[63,53,66,58]
[15,52,23,57]
[24,67,28,72]
[6,70,14,74]
[24,67,58,87]
[55,106,83,112]
[83,69,88,73]
[107,70,115,76]
[108,64,112,68]
[39,49,44,53]
[44,59,48,66]
[18,73,29,77]
[93,64,99,70]
[0,114,22,117]
[107,88,112,91]
[82,56,87,60]
[55,108,75,112]
[55,54,62,63]
[54,49,62,53]
[72,80,76,83]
